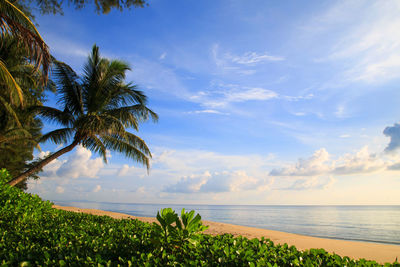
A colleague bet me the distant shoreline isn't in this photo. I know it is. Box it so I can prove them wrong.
[54,204,400,264]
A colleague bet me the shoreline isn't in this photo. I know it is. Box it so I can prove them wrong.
[53,205,400,264]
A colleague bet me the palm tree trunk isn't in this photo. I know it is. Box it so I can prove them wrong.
[7,140,79,187]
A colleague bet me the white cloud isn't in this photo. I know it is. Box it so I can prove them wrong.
[56,186,65,194]
[270,148,331,176]
[190,83,278,109]
[271,146,389,177]
[189,81,313,111]
[211,44,284,75]
[159,52,167,60]
[339,134,351,138]
[164,170,273,193]
[227,51,284,65]
[93,185,101,193]
[333,146,385,175]
[56,146,104,179]
[185,109,230,115]
[117,164,135,177]
[38,145,104,179]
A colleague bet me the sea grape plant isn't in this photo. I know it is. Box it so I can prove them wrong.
[1,178,399,266]
[153,208,209,246]
[0,168,11,184]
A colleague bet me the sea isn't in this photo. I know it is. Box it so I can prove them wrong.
[54,201,400,246]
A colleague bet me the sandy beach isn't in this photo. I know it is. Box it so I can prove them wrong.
[54,205,400,264]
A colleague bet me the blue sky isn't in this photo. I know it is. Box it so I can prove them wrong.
[28,0,400,204]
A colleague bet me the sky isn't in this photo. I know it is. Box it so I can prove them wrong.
[27,0,400,205]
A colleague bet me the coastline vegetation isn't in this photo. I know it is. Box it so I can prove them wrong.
[1,169,398,266]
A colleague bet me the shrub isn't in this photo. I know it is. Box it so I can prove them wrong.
[0,172,398,266]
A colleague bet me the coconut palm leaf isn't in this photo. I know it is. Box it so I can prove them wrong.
[0,0,50,81]
[0,59,23,104]
[81,135,107,162]
[101,135,150,170]
[39,128,74,144]
[31,105,74,127]
[8,44,157,187]
[52,59,83,115]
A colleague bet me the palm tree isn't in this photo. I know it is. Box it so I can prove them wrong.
[7,45,158,187]
[0,0,50,104]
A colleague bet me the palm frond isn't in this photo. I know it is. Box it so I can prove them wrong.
[0,0,50,82]
[31,105,74,126]
[82,135,107,162]
[0,127,32,144]
[0,95,22,127]
[106,84,147,108]
[0,58,23,105]
[38,127,74,144]
[101,135,150,170]
[123,131,151,157]
[52,59,84,115]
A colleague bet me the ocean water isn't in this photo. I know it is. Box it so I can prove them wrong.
[54,201,400,246]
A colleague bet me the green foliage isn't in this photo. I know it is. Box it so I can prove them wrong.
[0,179,399,266]
[0,168,11,184]
[0,35,52,189]
[153,208,209,247]
[19,0,147,15]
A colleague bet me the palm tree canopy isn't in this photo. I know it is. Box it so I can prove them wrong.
[36,45,158,170]
[0,0,50,83]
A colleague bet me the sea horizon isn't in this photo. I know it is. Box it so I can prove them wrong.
[53,200,400,246]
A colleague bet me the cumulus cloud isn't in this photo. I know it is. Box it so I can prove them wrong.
[270,148,331,176]
[38,145,104,179]
[271,146,390,178]
[383,123,400,153]
[56,146,104,179]
[163,170,273,193]
[333,146,385,175]
[117,164,135,177]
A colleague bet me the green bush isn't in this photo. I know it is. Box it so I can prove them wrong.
[0,169,398,266]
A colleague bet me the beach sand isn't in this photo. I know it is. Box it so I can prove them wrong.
[53,205,400,264]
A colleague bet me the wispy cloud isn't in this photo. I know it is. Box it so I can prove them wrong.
[185,109,230,115]
[189,82,312,110]
[309,1,400,84]
[159,52,167,60]
[227,51,284,65]
[211,44,284,75]
[189,84,278,108]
